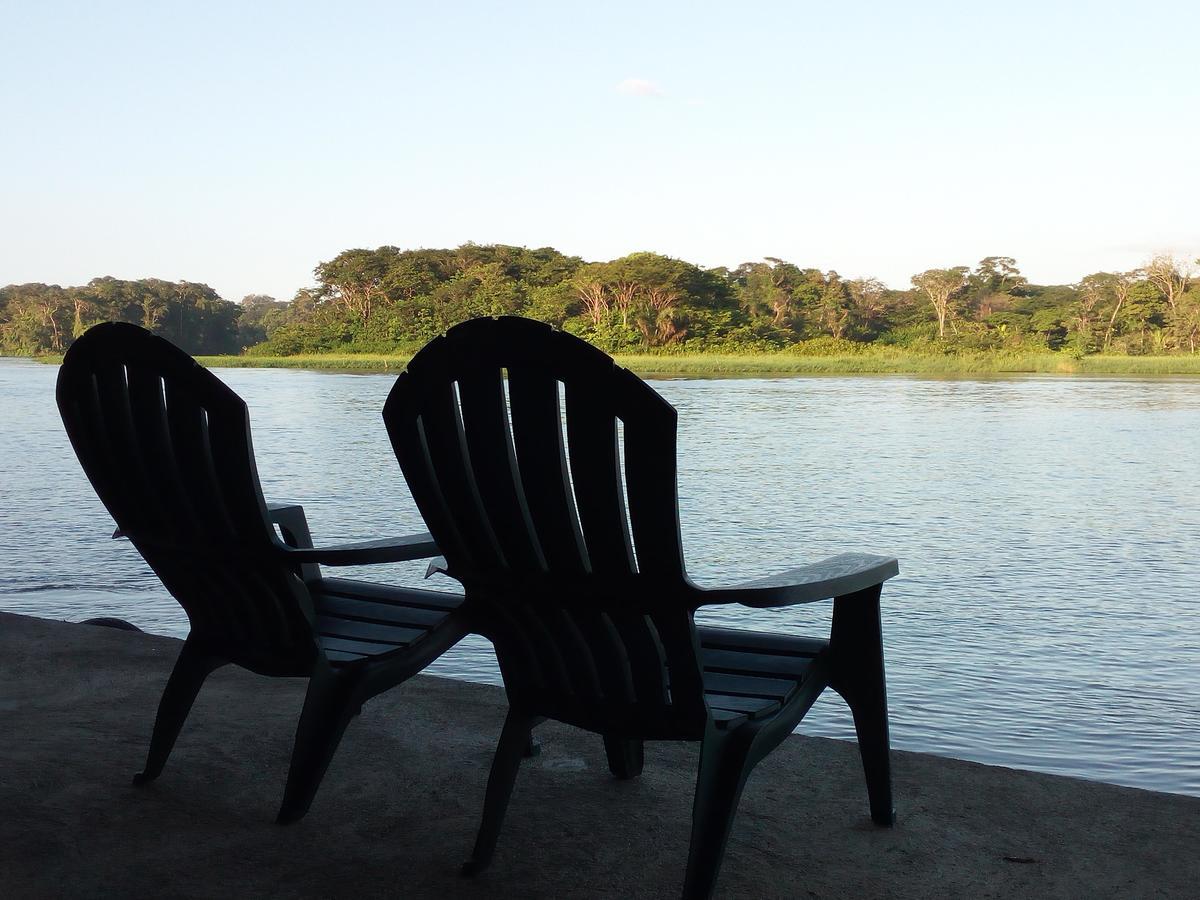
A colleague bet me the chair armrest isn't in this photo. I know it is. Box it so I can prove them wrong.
[424,556,449,579]
[694,552,898,608]
[266,501,315,553]
[277,532,440,566]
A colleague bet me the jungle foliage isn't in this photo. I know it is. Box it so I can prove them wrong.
[4,246,1199,358]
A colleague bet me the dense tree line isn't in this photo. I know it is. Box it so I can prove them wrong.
[3,246,1198,356]
[0,277,266,355]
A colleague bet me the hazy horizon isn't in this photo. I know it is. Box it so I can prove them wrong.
[4,0,1197,302]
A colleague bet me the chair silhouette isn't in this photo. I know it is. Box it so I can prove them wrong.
[382,316,899,898]
[57,322,468,824]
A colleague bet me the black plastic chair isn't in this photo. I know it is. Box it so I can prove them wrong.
[57,322,468,824]
[382,316,899,898]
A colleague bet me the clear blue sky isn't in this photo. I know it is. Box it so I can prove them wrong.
[3,0,1197,301]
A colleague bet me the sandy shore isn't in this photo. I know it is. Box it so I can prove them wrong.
[0,610,1195,898]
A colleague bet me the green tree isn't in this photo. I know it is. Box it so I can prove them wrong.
[815,271,853,338]
[1096,271,1141,351]
[1072,273,1116,351]
[0,284,72,353]
[237,294,290,346]
[965,257,1026,319]
[845,277,891,339]
[1144,254,1196,350]
[1113,279,1168,353]
[911,267,969,337]
[314,248,394,328]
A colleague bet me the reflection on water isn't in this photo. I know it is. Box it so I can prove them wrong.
[2,358,1198,797]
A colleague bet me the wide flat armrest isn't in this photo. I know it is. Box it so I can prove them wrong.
[695,552,899,608]
[278,533,440,566]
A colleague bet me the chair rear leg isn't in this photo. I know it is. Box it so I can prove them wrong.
[603,736,645,779]
[133,640,224,786]
[682,731,755,900]
[462,710,536,876]
[276,672,357,825]
[830,586,895,826]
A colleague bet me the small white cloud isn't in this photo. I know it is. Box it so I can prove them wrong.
[616,78,663,97]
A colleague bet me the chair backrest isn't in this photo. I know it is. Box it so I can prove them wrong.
[56,322,317,674]
[383,317,707,738]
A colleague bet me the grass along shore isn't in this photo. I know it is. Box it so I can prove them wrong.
[26,349,1200,377]
[191,350,1200,377]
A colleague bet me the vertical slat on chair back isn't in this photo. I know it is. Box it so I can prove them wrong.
[383,317,707,738]
[56,323,316,673]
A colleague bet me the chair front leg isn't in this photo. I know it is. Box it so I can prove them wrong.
[683,727,756,900]
[829,584,895,826]
[277,668,359,824]
[134,638,226,786]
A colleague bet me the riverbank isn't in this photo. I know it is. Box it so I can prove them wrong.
[2,610,1196,898]
[194,350,1200,377]
[23,349,1200,376]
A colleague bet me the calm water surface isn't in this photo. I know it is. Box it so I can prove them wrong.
[2,357,1197,797]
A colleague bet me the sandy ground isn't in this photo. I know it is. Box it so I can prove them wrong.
[0,611,1196,899]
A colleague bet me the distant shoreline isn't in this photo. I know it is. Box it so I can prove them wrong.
[194,351,1200,377]
[17,350,1200,377]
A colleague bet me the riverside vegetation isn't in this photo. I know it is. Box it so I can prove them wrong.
[5,245,1200,375]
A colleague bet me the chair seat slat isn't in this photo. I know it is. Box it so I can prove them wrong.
[699,626,829,658]
[314,596,451,629]
[314,616,428,647]
[317,634,419,656]
[314,577,465,611]
[324,649,369,666]
[703,693,781,719]
[700,647,821,681]
[701,671,799,702]
[314,579,462,617]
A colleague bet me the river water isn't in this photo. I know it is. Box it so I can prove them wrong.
[2,357,1197,797]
